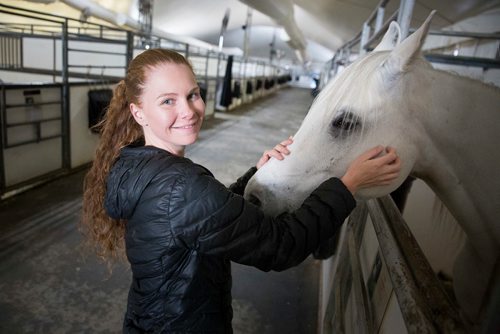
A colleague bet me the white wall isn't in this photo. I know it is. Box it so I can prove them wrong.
[69,85,108,168]
[2,85,63,186]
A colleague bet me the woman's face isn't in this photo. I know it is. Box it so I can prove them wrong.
[130,62,205,156]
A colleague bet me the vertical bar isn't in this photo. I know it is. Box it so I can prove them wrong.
[375,7,385,33]
[8,37,12,67]
[126,31,134,71]
[10,37,14,67]
[243,8,251,60]
[360,23,371,55]
[347,230,372,334]
[204,51,209,84]
[61,20,70,169]
[346,204,372,334]
[20,36,24,68]
[1,37,3,67]
[0,86,6,195]
[214,52,222,112]
[13,37,17,68]
[398,0,415,39]
[17,37,21,67]
[53,38,56,82]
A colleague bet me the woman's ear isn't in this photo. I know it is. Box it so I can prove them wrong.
[130,103,148,126]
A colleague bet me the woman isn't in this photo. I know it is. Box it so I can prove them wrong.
[82,48,401,333]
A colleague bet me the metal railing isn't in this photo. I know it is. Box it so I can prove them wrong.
[322,197,468,333]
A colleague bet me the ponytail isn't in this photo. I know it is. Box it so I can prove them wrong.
[81,80,142,262]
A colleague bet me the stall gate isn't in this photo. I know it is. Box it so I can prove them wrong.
[0,84,65,195]
[320,197,471,333]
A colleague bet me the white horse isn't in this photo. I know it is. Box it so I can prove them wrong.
[244,11,500,325]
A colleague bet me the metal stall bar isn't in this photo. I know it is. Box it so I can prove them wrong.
[323,195,468,333]
[61,18,70,169]
[366,196,467,333]
[372,197,468,333]
[346,205,372,334]
[0,86,5,192]
[322,204,371,334]
[397,0,415,39]
[367,199,439,334]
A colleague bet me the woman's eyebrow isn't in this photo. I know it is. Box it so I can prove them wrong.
[156,92,177,100]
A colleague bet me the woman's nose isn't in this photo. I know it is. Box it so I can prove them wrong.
[180,102,196,118]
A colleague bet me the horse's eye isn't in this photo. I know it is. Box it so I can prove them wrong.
[332,118,345,128]
[331,112,361,137]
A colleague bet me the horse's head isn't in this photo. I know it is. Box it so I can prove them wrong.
[245,12,436,216]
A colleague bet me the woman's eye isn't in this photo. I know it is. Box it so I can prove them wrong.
[162,98,174,105]
[189,92,200,101]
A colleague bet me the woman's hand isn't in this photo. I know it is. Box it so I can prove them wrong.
[341,146,401,194]
[256,137,293,169]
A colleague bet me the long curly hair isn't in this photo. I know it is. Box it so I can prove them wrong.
[81,49,195,262]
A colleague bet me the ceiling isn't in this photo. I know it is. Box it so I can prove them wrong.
[13,0,500,69]
[151,0,500,66]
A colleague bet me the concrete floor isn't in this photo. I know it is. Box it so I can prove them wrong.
[0,86,321,333]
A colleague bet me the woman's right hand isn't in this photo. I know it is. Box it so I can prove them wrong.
[341,146,401,194]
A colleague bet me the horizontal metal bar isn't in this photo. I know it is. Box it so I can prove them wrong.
[5,134,62,148]
[0,30,127,44]
[0,66,123,81]
[424,53,500,69]
[67,65,124,69]
[66,33,127,44]
[420,29,500,40]
[0,3,123,31]
[67,48,126,56]
[5,101,61,109]
[0,8,63,25]
[0,83,62,89]
[6,116,61,127]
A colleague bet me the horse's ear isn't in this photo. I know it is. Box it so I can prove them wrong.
[384,10,436,72]
[373,21,401,52]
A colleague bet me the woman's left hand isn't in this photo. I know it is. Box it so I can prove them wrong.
[256,136,293,169]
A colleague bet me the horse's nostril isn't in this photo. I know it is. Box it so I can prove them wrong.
[248,194,262,207]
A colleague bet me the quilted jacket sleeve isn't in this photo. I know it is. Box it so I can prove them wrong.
[228,167,257,195]
[168,167,356,272]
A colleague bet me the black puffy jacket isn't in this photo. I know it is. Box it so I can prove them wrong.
[105,145,355,333]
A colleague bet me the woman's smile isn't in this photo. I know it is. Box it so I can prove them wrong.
[172,122,198,130]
